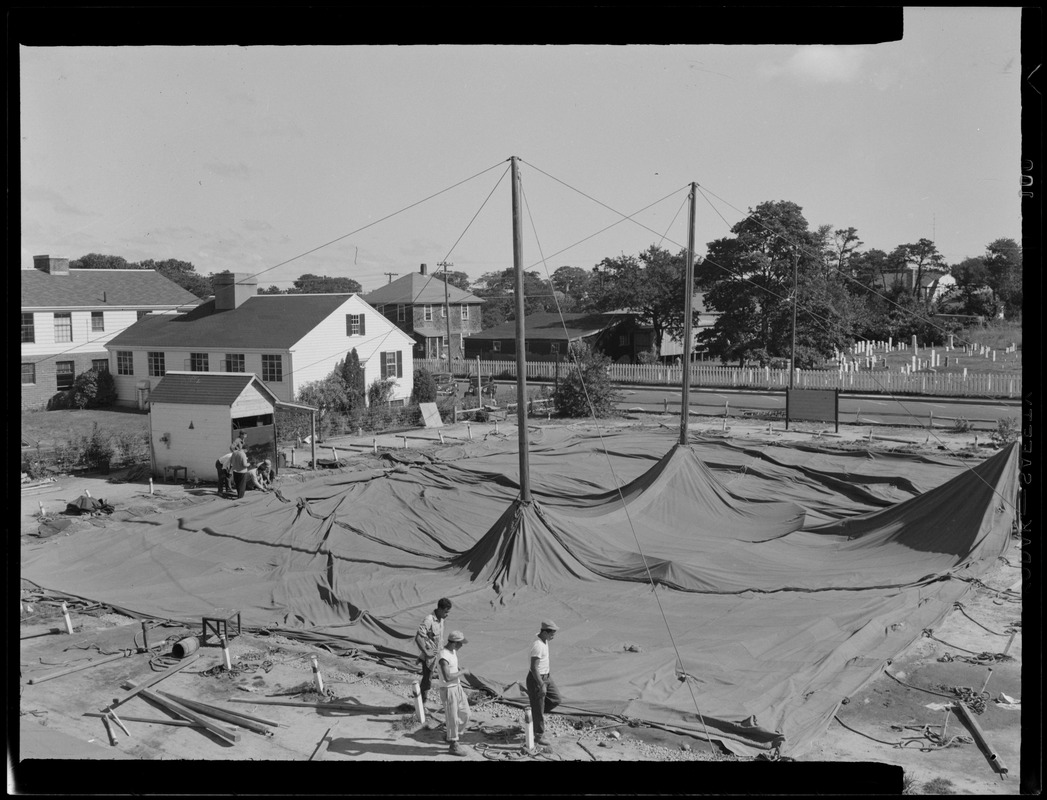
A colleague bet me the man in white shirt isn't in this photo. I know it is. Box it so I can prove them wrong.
[527,620,562,746]
[414,598,452,706]
[215,450,234,497]
[436,629,471,756]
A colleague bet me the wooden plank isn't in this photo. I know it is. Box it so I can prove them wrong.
[27,651,129,684]
[228,697,395,712]
[155,690,273,734]
[82,712,198,728]
[309,727,332,761]
[107,653,199,710]
[126,683,240,744]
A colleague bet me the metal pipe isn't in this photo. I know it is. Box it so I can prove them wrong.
[510,156,531,503]
[679,182,696,445]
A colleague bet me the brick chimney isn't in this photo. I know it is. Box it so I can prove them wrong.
[212,271,258,311]
[34,255,70,276]
[420,263,427,276]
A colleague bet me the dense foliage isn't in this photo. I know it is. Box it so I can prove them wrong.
[553,343,621,418]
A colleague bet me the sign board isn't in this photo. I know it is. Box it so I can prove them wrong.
[419,402,444,428]
[786,388,839,432]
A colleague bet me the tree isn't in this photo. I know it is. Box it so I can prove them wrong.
[588,245,697,353]
[296,376,348,437]
[984,238,1022,318]
[139,258,213,299]
[553,342,621,418]
[945,256,993,316]
[696,201,824,365]
[412,367,437,404]
[258,285,285,295]
[847,248,890,295]
[550,266,592,312]
[828,227,863,276]
[70,253,132,270]
[434,270,472,292]
[886,239,947,298]
[472,268,558,329]
[288,274,363,294]
[336,348,366,414]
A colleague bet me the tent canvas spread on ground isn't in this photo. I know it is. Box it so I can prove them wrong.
[20,427,1019,757]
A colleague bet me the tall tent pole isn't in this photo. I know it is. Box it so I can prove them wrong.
[511,156,532,503]
[790,248,798,389]
[440,260,454,372]
[679,182,697,446]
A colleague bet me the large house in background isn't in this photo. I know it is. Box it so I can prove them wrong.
[877,268,956,302]
[21,254,202,409]
[464,312,652,362]
[362,263,484,362]
[104,272,416,409]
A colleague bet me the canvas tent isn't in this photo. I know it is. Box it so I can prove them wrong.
[20,427,1018,757]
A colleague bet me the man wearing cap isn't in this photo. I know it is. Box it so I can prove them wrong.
[527,620,562,746]
[436,629,471,756]
[415,598,452,706]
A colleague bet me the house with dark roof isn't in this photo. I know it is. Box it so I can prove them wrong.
[20,255,202,409]
[362,263,484,362]
[463,312,650,362]
[105,272,416,408]
[876,268,956,302]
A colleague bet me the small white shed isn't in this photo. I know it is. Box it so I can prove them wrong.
[147,372,282,482]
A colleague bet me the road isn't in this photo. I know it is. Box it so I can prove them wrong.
[460,380,1021,431]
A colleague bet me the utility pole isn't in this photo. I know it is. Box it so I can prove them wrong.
[511,156,531,504]
[438,260,454,372]
[790,248,799,389]
[680,182,696,446]
[383,272,398,284]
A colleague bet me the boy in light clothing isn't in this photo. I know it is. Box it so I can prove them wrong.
[436,630,471,756]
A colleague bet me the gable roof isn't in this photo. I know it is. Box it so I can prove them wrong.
[148,371,280,406]
[107,294,358,350]
[362,272,484,306]
[466,312,631,342]
[21,268,201,309]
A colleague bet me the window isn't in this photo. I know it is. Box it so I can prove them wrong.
[492,341,502,352]
[375,304,385,315]
[423,304,433,321]
[54,312,72,343]
[224,354,245,373]
[91,311,105,332]
[397,304,406,322]
[190,353,208,372]
[91,358,109,373]
[460,305,469,320]
[262,354,283,382]
[148,351,165,377]
[21,363,35,385]
[380,350,403,379]
[619,335,629,347]
[56,360,75,390]
[117,351,134,375]
[345,314,366,336]
[439,305,446,317]
[21,314,34,343]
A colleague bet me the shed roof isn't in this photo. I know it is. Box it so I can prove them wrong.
[363,273,484,306]
[107,294,357,350]
[148,372,280,407]
[21,268,201,309]
[466,312,630,342]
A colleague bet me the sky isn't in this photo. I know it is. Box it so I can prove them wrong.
[19,8,1024,293]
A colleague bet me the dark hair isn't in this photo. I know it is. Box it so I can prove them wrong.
[437,598,452,611]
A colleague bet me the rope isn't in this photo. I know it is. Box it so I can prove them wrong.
[834,716,971,752]
[953,602,1011,635]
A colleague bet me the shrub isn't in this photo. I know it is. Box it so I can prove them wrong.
[80,422,115,469]
[46,390,75,410]
[412,368,437,404]
[990,417,1019,447]
[336,348,366,414]
[553,343,622,418]
[950,417,972,434]
[114,429,148,464]
[367,378,394,407]
[72,367,117,409]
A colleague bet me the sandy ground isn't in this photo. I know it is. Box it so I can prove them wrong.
[16,417,1026,794]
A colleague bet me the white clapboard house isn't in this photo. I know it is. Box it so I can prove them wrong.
[105,272,416,408]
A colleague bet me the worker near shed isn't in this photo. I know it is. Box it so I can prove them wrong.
[527,620,562,747]
[436,630,471,756]
[415,598,452,706]
[229,441,251,499]
[215,449,234,497]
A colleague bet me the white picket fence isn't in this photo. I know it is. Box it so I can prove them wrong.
[420,359,1021,399]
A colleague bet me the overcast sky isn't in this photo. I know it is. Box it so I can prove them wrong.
[19,8,1023,292]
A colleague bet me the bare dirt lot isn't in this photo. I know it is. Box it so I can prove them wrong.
[17,417,1027,794]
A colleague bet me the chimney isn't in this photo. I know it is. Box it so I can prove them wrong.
[420,263,427,276]
[212,271,258,311]
[34,255,70,276]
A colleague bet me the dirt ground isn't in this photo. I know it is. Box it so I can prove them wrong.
[16,417,1027,793]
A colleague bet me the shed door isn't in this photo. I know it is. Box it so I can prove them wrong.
[232,414,278,475]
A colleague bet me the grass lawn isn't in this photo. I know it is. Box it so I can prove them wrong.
[21,406,150,450]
